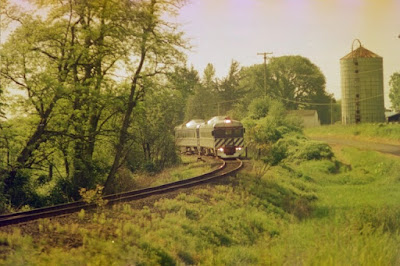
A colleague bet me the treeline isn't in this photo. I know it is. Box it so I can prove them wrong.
[0,0,337,212]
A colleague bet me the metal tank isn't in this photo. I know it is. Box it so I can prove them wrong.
[340,40,385,124]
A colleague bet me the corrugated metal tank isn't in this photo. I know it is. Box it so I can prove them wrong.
[340,41,385,124]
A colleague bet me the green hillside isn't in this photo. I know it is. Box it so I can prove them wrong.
[2,137,400,265]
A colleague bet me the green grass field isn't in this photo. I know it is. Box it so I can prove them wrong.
[305,123,400,144]
[275,147,400,264]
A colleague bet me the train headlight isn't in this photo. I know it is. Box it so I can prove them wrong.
[218,147,224,152]
[235,146,242,151]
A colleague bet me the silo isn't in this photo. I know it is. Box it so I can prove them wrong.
[340,40,385,124]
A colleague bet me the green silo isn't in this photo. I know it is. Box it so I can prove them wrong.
[340,40,385,124]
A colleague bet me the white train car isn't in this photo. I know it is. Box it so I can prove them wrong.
[175,116,244,158]
[174,119,205,154]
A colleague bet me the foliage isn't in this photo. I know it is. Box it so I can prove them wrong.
[389,72,400,110]
[267,56,326,109]
[1,169,44,209]
[166,65,200,122]
[242,97,302,157]
[266,134,334,165]
[0,0,189,203]
[247,97,271,119]
[184,61,246,120]
[105,0,188,193]
[184,63,219,120]
[238,57,336,124]
[130,87,183,171]
[79,185,108,208]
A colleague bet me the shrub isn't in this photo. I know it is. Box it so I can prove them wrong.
[2,170,45,209]
[294,141,334,160]
[47,178,75,204]
[268,135,334,164]
[79,185,108,208]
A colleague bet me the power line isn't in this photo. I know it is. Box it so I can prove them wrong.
[274,93,384,106]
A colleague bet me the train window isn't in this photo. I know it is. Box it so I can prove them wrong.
[214,128,244,138]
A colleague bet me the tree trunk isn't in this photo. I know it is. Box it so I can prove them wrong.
[104,51,146,194]
[15,97,58,169]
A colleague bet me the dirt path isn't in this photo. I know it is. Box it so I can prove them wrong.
[310,136,400,157]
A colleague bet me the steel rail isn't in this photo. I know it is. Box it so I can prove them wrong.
[0,158,242,227]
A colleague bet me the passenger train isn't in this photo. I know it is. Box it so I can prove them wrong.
[175,116,245,158]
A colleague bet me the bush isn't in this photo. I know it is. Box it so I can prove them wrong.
[47,178,75,204]
[294,141,334,160]
[242,98,302,150]
[2,170,45,209]
[267,134,334,164]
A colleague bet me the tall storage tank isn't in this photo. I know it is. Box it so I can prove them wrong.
[340,40,385,124]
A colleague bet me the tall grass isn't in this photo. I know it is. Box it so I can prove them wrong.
[1,146,400,264]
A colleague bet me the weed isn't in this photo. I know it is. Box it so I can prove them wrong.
[78,209,85,220]
[79,185,108,209]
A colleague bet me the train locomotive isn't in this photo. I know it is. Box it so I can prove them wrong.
[174,116,245,158]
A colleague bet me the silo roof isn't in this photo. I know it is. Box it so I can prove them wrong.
[341,46,381,59]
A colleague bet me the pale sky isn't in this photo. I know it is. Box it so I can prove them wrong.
[177,0,400,107]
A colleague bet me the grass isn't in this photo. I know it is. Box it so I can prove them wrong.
[118,155,216,191]
[305,123,400,144]
[1,143,400,264]
[267,147,400,265]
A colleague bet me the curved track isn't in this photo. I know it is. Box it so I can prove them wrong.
[0,158,242,227]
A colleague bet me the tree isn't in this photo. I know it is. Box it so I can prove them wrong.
[389,72,400,110]
[267,56,326,110]
[236,56,334,123]
[166,65,200,122]
[104,0,187,194]
[308,92,336,124]
[218,60,244,115]
[184,63,219,120]
[132,87,182,171]
[0,6,76,199]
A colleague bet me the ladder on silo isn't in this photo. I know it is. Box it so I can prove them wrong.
[352,39,361,124]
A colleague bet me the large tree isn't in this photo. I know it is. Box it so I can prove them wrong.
[238,56,335,123]
[267,56,326,109]
[104,0,187,194]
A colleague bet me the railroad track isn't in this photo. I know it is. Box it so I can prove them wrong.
[0,158,242,227]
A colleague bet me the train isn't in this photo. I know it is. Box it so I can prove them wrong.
[174,116,245,158]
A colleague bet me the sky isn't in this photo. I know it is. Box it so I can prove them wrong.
[176,0,400,107]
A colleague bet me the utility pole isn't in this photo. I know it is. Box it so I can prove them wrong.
[257,52,273,96]
[330,96,333,125]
